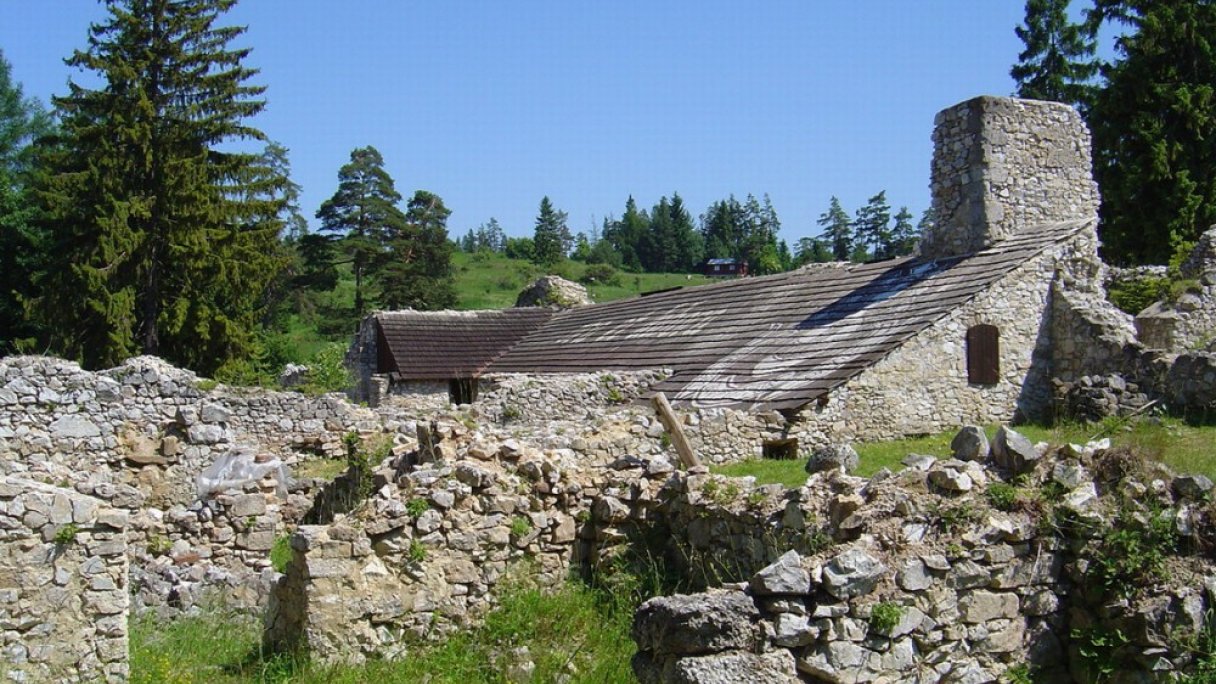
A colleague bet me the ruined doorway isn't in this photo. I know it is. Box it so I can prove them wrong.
[762,438,799,460]
[449,377,478,405]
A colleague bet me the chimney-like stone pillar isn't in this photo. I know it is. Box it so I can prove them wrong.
[922,96,1099,259]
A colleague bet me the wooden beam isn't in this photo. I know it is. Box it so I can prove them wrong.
[651,392,701,469]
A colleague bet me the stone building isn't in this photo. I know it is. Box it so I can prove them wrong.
[348,96,1207,462]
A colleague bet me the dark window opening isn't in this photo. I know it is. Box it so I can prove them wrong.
[966,324,1000,385]
[449,377,479,405]
[762,438,799,460]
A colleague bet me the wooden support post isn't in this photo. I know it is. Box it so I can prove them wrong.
[652,392,701,469]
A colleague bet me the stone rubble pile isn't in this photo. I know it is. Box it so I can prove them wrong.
[1054,373,1153,422]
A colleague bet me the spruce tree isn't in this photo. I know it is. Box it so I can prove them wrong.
[379,190,456,310]
[853,191,892,260]
[701,196,743,261]
[605,196,647,270]
[817,197,852,261]
[1010,0,1098,109]
[668,193,703,271]
[890,206,917,257]
[316,145,406,318]
[532,196,567,267]
[0,50,52,352]
[34,0,286,374]
[1088,0,1216,265]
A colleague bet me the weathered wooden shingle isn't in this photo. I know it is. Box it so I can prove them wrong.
[375,308,555,380]
[488,220,1092,410]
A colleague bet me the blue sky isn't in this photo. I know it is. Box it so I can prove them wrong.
[1,2,1097,247]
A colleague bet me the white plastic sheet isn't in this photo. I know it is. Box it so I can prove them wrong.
[196,445,289,499]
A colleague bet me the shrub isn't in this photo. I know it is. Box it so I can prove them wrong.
[1090,504,1179,598]
[406,498,429,519]
[1108,276,1169,314]
[270,534,292,573]
[299,342,352,395]
[580,263,620,286]
[869,602,904,633]
[408,539,427,563]
[985,482,1019,511]
[146,534,171,556]
[510,516,532,537]
[54,523,80,545]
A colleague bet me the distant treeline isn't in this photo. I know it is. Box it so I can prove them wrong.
[458,191,927,275]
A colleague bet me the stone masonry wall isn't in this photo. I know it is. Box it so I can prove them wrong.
[1049,284,1137,386]
[630,431,1216,683]
[0,355,379,613]
[923,96,1099,259]
[1136,273,1216,352]
[0,477,129,683]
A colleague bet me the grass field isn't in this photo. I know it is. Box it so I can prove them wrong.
[713,418,1216,488]
[451,251,713,309]
[131,580,637,684]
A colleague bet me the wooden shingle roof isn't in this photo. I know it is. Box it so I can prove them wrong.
[375,308,555,380]
[487,220,1092,410]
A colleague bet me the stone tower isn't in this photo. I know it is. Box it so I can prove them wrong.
[921,96,1099,259]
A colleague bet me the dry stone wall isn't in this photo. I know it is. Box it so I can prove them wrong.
[923,96,1099,259]
[0,355,379,614]
[630,431,1216,684]
[0,477,129,683]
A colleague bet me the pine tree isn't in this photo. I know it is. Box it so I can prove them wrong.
[316,145,406,318]
[34,0,287,374]
[0,49,52,352]
[380,190,456,310]
[532,196,567,267]
[1088,0,1216,265]
[1010,0,1098,109]
[853,191,892,260]
[484,217,506,252]
[817,197,852,261]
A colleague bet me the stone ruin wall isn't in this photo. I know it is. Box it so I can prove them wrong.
[923,96,1099,259]
[0,355,385,617]
[1,477,129,684]
[1135,229,1216,353]
[266,417,1216,682]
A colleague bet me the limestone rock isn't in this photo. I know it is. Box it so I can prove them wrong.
[514,275,592,309]
[663,650,798,684]
[1174,474,1214,501]
[821,547,887,600]
[929,462,973,492]
[991,426,1039,474]
[50,415,101,439]
[749,550,809,596]
[632,591,760,657]
[805,444,859,474]
[951,426,989,462]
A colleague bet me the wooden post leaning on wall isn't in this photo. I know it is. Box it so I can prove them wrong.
[651,392,702,469]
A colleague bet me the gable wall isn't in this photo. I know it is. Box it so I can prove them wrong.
[788,227,1101,441]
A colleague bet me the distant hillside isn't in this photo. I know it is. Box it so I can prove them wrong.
[451,252,714,310]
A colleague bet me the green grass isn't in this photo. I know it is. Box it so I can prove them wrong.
[293,458,348,482]
[451,251,713,309]
[130,580,637,683]
[712,418,1216,488]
